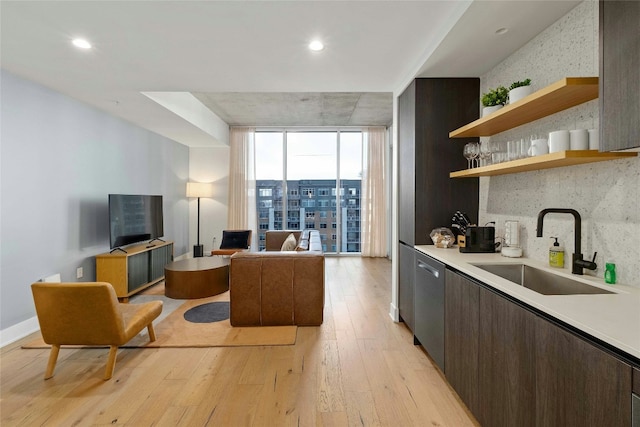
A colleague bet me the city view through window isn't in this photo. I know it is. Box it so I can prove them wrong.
[255,131,362,253]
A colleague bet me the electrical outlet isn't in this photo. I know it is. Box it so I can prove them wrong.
[76,267,83,279]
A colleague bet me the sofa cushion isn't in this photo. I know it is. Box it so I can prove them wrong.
[280,233,297,251]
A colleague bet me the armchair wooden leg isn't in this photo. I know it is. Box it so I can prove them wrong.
[104,346,118,380]
[147,323,157,342]
[44,344,60,380]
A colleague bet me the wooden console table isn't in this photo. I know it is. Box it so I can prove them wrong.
[96,241,173,302]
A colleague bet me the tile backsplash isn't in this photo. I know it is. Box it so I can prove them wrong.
[478,0,640,287]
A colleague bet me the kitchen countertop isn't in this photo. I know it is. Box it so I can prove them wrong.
[415,245,640,364]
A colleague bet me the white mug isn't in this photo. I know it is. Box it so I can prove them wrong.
[528,138,549,156]
[570,129,589,150]
[588,129,599,150]
[549,130,570,153]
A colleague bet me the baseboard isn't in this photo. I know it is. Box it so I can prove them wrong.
[389,303,399,322]
[1,316,40,348]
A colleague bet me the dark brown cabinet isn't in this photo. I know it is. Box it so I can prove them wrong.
[397,78,479,246]
[398,244,415,331]
[478,287,536,427]
[599,0,640,151]
[444,268,633,427]
[444,269,480,416]
[536,317,632,427]
[398,78,479,332]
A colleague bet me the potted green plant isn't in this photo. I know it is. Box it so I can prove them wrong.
[481,86,508,116]
[508,78,532,104]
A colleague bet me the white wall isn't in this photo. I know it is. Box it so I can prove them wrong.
[0,70,190,338]
[188,147,230,255]
[479,1,640,287]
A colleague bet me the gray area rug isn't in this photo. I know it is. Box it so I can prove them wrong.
[183,301,230,323]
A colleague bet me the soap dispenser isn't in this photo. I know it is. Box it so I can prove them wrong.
[549,237,564,268]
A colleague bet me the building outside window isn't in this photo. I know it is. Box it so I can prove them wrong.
[254,130,362,253]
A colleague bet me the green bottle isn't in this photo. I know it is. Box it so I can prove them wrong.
[604,263,616,284]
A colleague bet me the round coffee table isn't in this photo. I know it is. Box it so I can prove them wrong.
[164,257,230,299]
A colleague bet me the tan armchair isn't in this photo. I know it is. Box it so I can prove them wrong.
[31,282,163,380]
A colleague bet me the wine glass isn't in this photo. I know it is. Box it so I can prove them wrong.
[479,140,492,166]
[463,143,477,168]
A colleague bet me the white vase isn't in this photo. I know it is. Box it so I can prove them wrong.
[509,86,533,104]
[482,105,503,117]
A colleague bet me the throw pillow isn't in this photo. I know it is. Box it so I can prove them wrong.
[280,233,297,251]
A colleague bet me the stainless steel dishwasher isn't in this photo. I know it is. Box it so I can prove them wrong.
[414,251,445,370]
[633,393,640,427]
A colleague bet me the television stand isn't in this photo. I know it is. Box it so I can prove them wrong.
[109,247,128,254]
[96,241,173,301]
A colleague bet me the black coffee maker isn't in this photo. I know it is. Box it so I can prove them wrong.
[459,226,499,253]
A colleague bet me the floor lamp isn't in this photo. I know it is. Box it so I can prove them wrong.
[186,182,214,257]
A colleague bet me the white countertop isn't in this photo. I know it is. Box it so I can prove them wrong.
[415,245,640,363]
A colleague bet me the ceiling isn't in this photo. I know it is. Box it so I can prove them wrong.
[0,1,581,147]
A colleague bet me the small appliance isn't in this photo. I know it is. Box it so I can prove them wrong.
[459,226,499,253]
[502,220,523,258]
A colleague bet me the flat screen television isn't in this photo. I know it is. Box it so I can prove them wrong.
[109,194,164,249]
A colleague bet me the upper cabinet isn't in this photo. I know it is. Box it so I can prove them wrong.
[599,0,640,151]
[398,78,480,244]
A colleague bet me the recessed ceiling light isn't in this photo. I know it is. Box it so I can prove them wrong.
[309,40,324,51]
[495,28,508,35]
[72,38,92,49]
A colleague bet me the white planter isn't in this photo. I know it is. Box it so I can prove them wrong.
[482,105,503,117]
[509,86,533,104]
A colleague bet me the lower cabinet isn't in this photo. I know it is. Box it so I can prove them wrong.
[444,269,480,416]
[398,243,415,331]
[478,286,536,427]
[444,268,633,427]
[535,316,631,427]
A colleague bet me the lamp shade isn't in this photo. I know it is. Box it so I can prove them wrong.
[186,182,214,198]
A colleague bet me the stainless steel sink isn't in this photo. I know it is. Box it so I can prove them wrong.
[472,263,614,295]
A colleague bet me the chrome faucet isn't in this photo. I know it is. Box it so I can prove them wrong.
[536,208,597,275]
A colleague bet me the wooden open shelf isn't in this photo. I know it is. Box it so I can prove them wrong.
[450,150,637,178]
[450,77,599,138]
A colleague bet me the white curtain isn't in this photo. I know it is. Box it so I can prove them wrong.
[360,127,387,257]
[227,127,257,249]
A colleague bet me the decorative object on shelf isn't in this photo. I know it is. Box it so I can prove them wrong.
[449,150,637,178]
[549,130,570,153]
[481,86,508,117]
[463,142,479,168]
[529,138,549,156]
[479,140,493,166]
[569,129,589,150]
[451,77,599,138]
[186,182,214,257]
[508,78,532,104]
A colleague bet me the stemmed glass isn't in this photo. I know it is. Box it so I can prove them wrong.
[463,143,478,168]
[479,140,492,166]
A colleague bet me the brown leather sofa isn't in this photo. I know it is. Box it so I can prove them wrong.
[229,230,324,326]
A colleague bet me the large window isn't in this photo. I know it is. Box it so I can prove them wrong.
[255,130,362,253]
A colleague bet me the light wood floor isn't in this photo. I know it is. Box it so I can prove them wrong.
[0,257,477,426]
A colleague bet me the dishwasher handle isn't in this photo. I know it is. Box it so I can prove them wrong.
[417,260,440,278]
